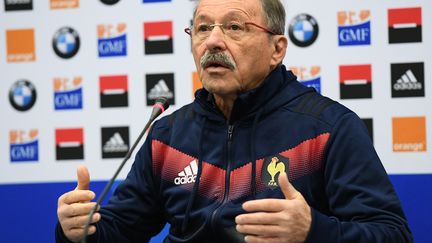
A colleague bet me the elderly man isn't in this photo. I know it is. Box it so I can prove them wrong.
[56,0,413,242]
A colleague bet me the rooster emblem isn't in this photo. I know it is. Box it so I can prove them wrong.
[267,156,285,186]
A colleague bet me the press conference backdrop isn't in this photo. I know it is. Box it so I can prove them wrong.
[0,0,430,242]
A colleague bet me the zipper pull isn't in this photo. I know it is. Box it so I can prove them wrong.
[227,125,234,141]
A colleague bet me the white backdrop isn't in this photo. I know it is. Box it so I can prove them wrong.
[0,0,430,187]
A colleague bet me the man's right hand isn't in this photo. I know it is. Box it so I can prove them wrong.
[57,165,101,242]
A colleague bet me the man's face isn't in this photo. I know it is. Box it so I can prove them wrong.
[191,0,280,99]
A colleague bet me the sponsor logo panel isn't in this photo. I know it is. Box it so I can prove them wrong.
[4,0,32,11]
[192,72,202,97]
[9,79,37,111]
[55,128,84,160]
[10,129,39,162]
[98,23,127,57]
[339,64,372,99]
[146,73,175,105]
[361,118,374,143]
[50,0,79,9]
[290,66,321,93]
[388,7,422,44]
[143,0,170,3]
[144,21,173,54]
[288,13,319,47]
[101,127,129,158]
[338,10,371,46]
[391,62,424,98]
[54,77,83,110]
[6,29,36,62]
[392,117,426,152]
[100,0,120,5]
[100,75,128,108]
[52,27,80,59]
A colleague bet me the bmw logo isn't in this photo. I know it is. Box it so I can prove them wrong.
[288,14,319,47]
[9,80,37,112]
[100,0,120,5]
[52,27,80,59]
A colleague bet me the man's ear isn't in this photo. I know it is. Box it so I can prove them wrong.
[270,35,288,68]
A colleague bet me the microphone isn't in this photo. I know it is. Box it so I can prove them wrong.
[81,97,170,243]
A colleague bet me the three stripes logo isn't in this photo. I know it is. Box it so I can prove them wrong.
[391,62,424,98]
[101,127,129,158]
[174,159,198,185]
[146,73,175,105]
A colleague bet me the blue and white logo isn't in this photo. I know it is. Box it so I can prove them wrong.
[10,129,39,162]
[338,10,371,46]
[98,24,127,57]
[52,27,80,59]
[288,14,319,47]
[54,77,83,110]
[9,80,37,111]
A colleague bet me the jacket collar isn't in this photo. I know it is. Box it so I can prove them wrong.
[194,65,304,123]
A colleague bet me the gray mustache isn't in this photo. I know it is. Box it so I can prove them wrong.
[200,52,237,70]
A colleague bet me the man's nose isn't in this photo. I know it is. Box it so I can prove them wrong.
[205,25,227,51]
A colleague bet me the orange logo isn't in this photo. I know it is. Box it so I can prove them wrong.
[192,72,202,98]
[392,117,426,152]
[6,29,36,62]
[50,0,79,9]
[10,129,38,144]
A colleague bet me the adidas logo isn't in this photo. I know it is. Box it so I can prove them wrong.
[103,132,128,153]
[394,69,422,90]
[174,159,198,185]
[148,79,173,99]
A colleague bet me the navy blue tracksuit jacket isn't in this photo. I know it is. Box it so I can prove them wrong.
[56,65,412,242]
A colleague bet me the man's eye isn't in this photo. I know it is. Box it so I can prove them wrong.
[228,23,243,31]
[197,25,211,32]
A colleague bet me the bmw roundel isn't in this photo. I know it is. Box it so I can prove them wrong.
[9,80,37,112]
[100,0,120,5]
[52,27,80,59]
[288,14,319,47]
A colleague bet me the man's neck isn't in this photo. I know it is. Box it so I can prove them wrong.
[214,94,236,120]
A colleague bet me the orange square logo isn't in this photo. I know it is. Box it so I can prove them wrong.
[192,72,202,98]
[392,116,427,152]
[50,0,79,9]
[6,29,36,62]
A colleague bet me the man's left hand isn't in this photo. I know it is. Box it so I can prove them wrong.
[235,172,311,243]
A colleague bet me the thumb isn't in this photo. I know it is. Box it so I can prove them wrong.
[76,164,90,190]
[278,172,298,200]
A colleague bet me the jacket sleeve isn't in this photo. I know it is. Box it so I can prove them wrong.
[55,128,166,243]
[305,112,413,243]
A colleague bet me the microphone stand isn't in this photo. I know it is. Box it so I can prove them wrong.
[81,98,169,243]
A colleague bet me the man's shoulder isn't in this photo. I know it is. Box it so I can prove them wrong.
[287,90,354,126]
[152,102,197,130]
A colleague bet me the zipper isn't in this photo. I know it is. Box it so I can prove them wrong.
[210,124,235,234]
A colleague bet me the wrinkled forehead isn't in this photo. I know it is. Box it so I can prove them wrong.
[194,0,263,22]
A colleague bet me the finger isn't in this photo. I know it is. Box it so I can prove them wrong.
[63,212,101,229]
[60,190,95,205]
[235,212,279,225]
[62,202,99,217]
[242,199,285,212]
[244,235,279,243]
[278,172,298,200]
[236,224,282,237]
[76,164,90,190]
[66,225,97,241]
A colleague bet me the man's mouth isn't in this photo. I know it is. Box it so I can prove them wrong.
[204,61,230,69]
